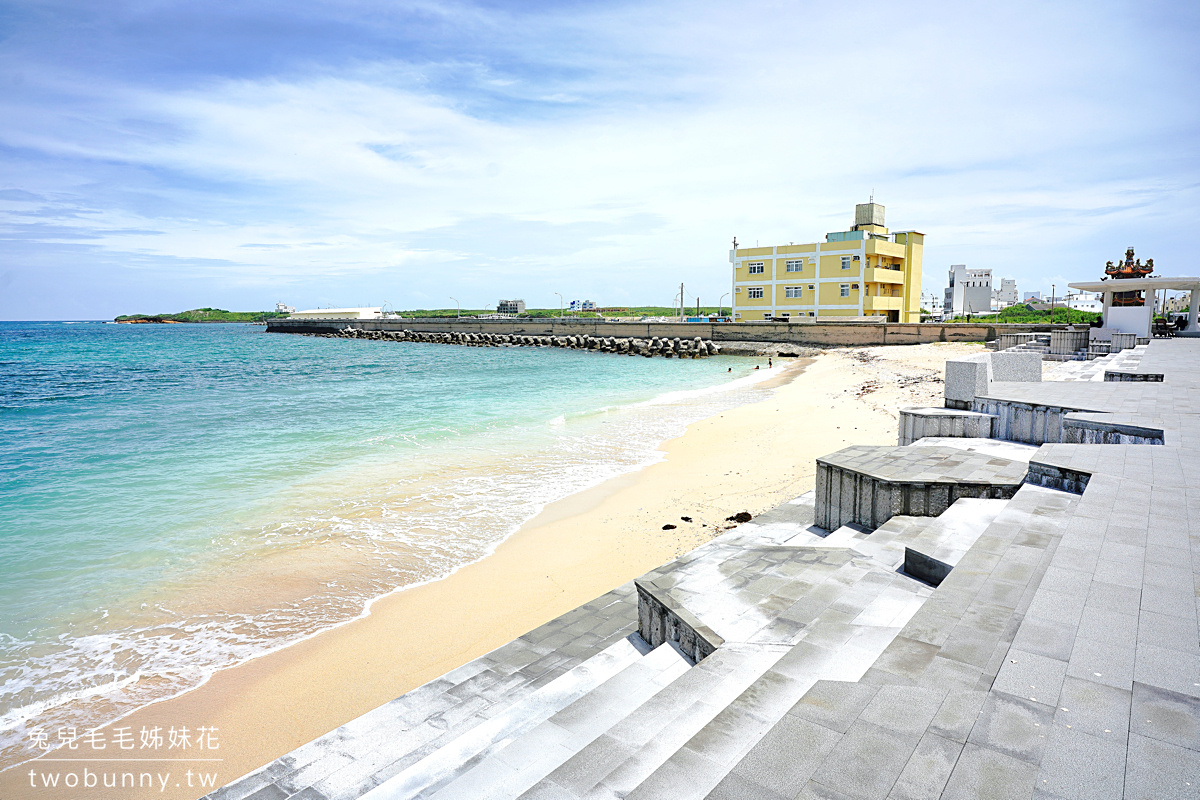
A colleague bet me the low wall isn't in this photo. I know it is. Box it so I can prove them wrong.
[635,581,723,664]
[898,407,996,446]
[972,398,1073,445]
[267,318,1065,347]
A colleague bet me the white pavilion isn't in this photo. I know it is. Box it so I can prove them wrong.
[1069,247,1199,339]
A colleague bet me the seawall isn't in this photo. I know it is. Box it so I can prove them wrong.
[266,318,1063,347]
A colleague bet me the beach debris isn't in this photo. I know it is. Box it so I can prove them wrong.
[726,511,752,523]
[662,524,677,530]
[850,349,880,363]
[306,327,721,358]
[680,516,692,522]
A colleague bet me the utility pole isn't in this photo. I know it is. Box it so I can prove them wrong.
[731,237,738,323]
[679,283,684,322]
[696,297,700,317]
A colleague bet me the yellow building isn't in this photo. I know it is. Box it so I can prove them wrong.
[730,202,923,323]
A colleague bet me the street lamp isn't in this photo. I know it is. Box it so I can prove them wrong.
[450,297,460,319]
[719,292,729,320]
[554,292,563,318]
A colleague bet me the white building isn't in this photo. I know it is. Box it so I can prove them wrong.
[1067,291,1103,313]
[943,265,992,318]
[569,299,596,312]
[275,302,296,314]
[992,278,1018,310]
[920,291,943,318]
[290,307,382,320]
[497,299,526,315]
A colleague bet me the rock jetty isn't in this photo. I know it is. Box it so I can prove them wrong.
[307,327,722,358]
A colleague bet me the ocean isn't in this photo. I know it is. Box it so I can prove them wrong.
[0,321,772,768]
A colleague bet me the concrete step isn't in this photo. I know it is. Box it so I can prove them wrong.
[812,523,869,547]
[620,565,934,800]
[515,645,789,800]
[849,497,1008,575]
[425,642,693,800]
[205,587,642,800]
[731,491,817,544]
[358,636,649,800]
[815,445,1026,532]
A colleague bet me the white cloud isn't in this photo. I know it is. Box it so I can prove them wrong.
[1,0,1198,317]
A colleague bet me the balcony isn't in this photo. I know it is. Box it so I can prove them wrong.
[865,239,907,257]
[864,295,903,311]
[865,267,905,285]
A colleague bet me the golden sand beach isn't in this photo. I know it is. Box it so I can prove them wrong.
[2,342,986,800]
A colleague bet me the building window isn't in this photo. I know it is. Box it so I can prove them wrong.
[840,284,850,298]
[785,260,803,272]
[748,262,765,274]
[808,284,815,290]
[841,256,851,269]
[748,287,764,299]
[785,287,803,298]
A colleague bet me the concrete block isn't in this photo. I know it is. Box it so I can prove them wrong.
[990,350,1043,382]
[945,355,990,407]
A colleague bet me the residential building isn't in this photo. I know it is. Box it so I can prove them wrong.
[920,291,943,319]
[497,299,526,315]
[569,299,596,312]
[943,265,992,318]
[992,278,1018,310]
[1068,291,1104,313]
[275,302,296,314]
[730,201,923,323]
[1023,291,1042,302]
[1165,290,1192,315]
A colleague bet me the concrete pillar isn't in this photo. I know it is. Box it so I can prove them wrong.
[1188,286,1199,332]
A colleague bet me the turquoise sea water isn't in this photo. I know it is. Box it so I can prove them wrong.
[0,321,771,765]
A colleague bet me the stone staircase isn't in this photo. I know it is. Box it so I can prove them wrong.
[204,588,645,800]
[1045,344,1147,381]
[393,640,692,800]
[209,477,1034,800]
[1000,333,1089,362]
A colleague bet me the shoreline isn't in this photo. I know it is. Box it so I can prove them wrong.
[1,342,984,800]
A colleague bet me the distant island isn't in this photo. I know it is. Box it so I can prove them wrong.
[114,308,291,324]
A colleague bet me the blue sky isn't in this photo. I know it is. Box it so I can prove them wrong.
[0,0,1197,319]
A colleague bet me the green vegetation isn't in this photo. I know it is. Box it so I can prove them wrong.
[114,308,290,323]
[945,306,1101,325]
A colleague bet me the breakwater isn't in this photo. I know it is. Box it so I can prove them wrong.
[269,318,1065,348]
[305,326,721,358]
